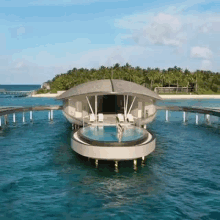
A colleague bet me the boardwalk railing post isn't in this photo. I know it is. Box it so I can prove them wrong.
[205,114,210,124]
[196,113,199,125]
[48,111,51,120]
[4,115,8,125]
[23,112,25,123]
[165,110,169,122]
[183,111,186,123]
[13,113,16,123]
[30,111,33,121]
[51,110,53,120]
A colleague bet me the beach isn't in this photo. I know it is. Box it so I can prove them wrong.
[31,91,65,98]
[31,93,220,99]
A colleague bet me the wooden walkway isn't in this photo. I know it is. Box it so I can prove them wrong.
[156,106,220,117]
[0,105,63,117]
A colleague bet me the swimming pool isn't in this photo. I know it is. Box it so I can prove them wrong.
[78,125,148,146]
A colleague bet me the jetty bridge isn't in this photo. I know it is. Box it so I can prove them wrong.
[0,105,220,129]
[0,105,63,127]
[0,89,35,97]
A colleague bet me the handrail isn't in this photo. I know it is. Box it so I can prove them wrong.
[156,105,220,117]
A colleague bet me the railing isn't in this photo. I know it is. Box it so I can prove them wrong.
[0,90,35,97]
[154,87,193,93]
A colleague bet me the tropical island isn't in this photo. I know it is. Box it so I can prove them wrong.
[37,63,220,95]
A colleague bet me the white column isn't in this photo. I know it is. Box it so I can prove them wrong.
[23,112,25,123]
[196,113,199,125]
[86,96,94,115]
[127,96,136,115]
[133,159,137,171]
[4,115,8,125]
[95,159,98,168]
[95,95,97,122]
[125,95,128,119]
[205,114,210,124]
[12,113,15,123]
[183,111,186,123]
[115,161,118,172]
[124,95,126,117]
[143,124,147,129]
[30,111,33,121]
[48,111,51,120]
[166,110,169,122]
[51,110,53,120]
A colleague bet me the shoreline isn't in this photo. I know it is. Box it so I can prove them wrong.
[31,93,220,99]
[31,93,59,97]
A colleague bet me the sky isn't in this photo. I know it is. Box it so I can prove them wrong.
[0,0,220,84]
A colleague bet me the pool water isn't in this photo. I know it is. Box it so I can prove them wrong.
[81,126,144,142]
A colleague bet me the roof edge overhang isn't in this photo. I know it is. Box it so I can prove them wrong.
[57,91,162,100]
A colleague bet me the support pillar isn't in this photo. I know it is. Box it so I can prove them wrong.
[166,110,169,122]
[13,113,16,123]
[48,111,51,120]
[4,115,8,125]
[183,111,186,123]
[196,113,199,125]
[115,161,118,172]
[23,112,25,123]
[51,110,53,120]
[141,156,145,167]
[133,159,137,171]
[95,159,98,168]
[30,111,33,121]
[143,124,147,129]
[205,114,210,124]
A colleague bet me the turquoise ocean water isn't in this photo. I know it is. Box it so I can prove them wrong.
[0,85,220,219]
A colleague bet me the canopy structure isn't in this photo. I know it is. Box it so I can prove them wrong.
[57,79,162,100]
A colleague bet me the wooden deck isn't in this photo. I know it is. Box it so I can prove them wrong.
[0,105,63,116]
[156,106,220,117]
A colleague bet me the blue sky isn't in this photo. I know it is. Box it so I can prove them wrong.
[0,0,220,84]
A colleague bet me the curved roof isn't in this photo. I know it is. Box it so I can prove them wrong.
[57,79,162,100]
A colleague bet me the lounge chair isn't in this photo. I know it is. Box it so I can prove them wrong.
[89,114,96,122]
[117,114,124,122]
[98,113,104,122]
[127,114,134,123]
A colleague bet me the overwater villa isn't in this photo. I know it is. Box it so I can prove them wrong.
[57,79,162,167]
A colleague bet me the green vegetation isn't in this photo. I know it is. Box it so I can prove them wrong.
[38,63,220,94]
[37,88,50,94]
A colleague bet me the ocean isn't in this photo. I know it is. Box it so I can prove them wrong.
[0,85,220,219]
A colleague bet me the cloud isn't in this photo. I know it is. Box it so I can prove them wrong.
[116,13,186,47]
[190,46,212,59]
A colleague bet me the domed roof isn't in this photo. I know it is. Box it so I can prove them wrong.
[57,79,162,100]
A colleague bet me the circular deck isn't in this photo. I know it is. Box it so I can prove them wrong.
[71,126,156,160]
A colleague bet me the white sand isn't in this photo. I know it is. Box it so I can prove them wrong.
[31,91,65,98]
[31,92,220,99]
[31,93,59,98]
[160,95,220,99]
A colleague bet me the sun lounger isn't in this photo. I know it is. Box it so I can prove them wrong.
[89,114,96,122]
[98,113,104,122]
[117,114,124,122]
[127,114,134,123]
